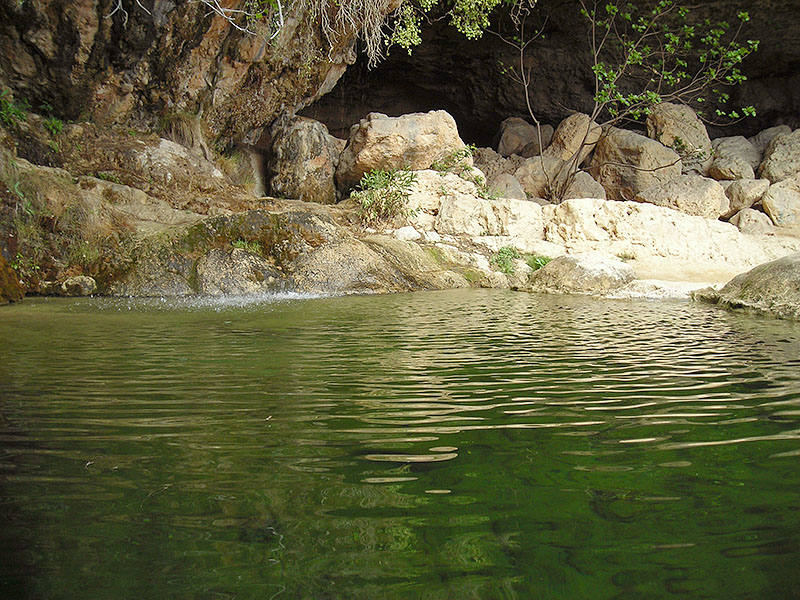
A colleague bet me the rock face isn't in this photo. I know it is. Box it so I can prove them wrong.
[0,254,23,304]
[591,128,682,200]
[761,175,800,226]
[543,113,601,165]
[634,175,729,219]
[0,0,372,145]
[708,136,760,180]
[694,253,800,320]
[336,111,468,190]
[514,156,565,200]
[759,129,800,183]
[268,117,344,204]
[646,103,713,173]
[196,249,283,295]
[526,253,635,295]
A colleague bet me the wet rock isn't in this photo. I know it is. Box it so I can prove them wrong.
[60,275,97,296]
[543,113,601,165]
[646,102,713,173]
[269,117,344,204]
[195,248,283,296]
[722,178,770,219]
[729,208,774,234]
[0,254,24,304]
[590,127,682,200]
[336,111,469,191]
[761,174,800,225]
[634,175,729,219]
[694,252,800,320]
[758,128,800,183]
[525,252,635,295]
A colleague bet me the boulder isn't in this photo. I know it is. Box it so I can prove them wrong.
[761,174,800,226]
[195,248,283,295]
[543,113,601,165]
[336,111,469,191]
[590,128,682,200]
[748,125,792,154]
[497,117,552,157]
[436,195,545,239]
[514,156,565,200]
[694,253,800,320]
[520,124,554,157]
[729,208,774,234]
[634,175,729,219]
[268,117,344,204]
[488,173,527,200]
[135,138,226,191]
[722,178,770,219]
[60,275,97,296]
[526,252,635,295]
[646,102,713,173]
[758,128,800,183]
[708,136,760,180]
[472,147,526,184]
[0,254,24,304]
[563,170,606,200]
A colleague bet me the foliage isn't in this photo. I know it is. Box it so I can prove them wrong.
[491,246,520,274]
[353,168,417,225]
[525,254,551,270]
[431,144,476,175]
[0,89,27,127]
[232,239,264,255]
[96,171,122,184]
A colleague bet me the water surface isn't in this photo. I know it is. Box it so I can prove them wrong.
[1,290,799,599]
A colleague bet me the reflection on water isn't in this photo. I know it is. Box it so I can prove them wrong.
[1,290,799,599]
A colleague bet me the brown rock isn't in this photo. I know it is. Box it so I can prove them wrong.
[0,254,24,304]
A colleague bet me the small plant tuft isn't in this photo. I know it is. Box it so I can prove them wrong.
[0,89,27,126]
[353,168,417,225]
[491,246,521,275]
[525,254,552,270]
[43,116,64,136]
[232,239,263,255]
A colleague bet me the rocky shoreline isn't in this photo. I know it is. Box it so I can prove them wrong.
[2,104,800,320]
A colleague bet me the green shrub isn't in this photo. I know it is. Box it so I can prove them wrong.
[431,144,475,175]
[525,255,552,271]
[353,168,417,225]
[0,89,27,126]
[43,116,63,136]
[491,246,520,274]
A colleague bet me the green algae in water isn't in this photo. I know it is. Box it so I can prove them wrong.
[0,290,799,599]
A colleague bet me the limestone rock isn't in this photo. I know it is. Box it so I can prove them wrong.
[758,128,800,183]
[729,208,774,234]
[520,124,554,157]
[634,175,729,219]
[60,276,97,296]
[694,252,800,320]
[761,174,800,226]
[526,252,635,295]
[488,173,527,200]
[393,225,421,241]
[196,248,283,296]
[722,178,770,219]
[563,170,606,200]
[336,111,469,191]
[749,125,792,153]
[590,128,682,200]
[708,136,760,180]
[472,147,526,184]
[0,254,24,304]
[269,117,343,204]
[514,156,565,200]
[436,195,545,239]
[543,113,601,165]
[646,102,713,173]
[405,170,481,231]
[497,117,549,157]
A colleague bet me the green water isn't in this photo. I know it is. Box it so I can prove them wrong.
[1,290,799,599]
